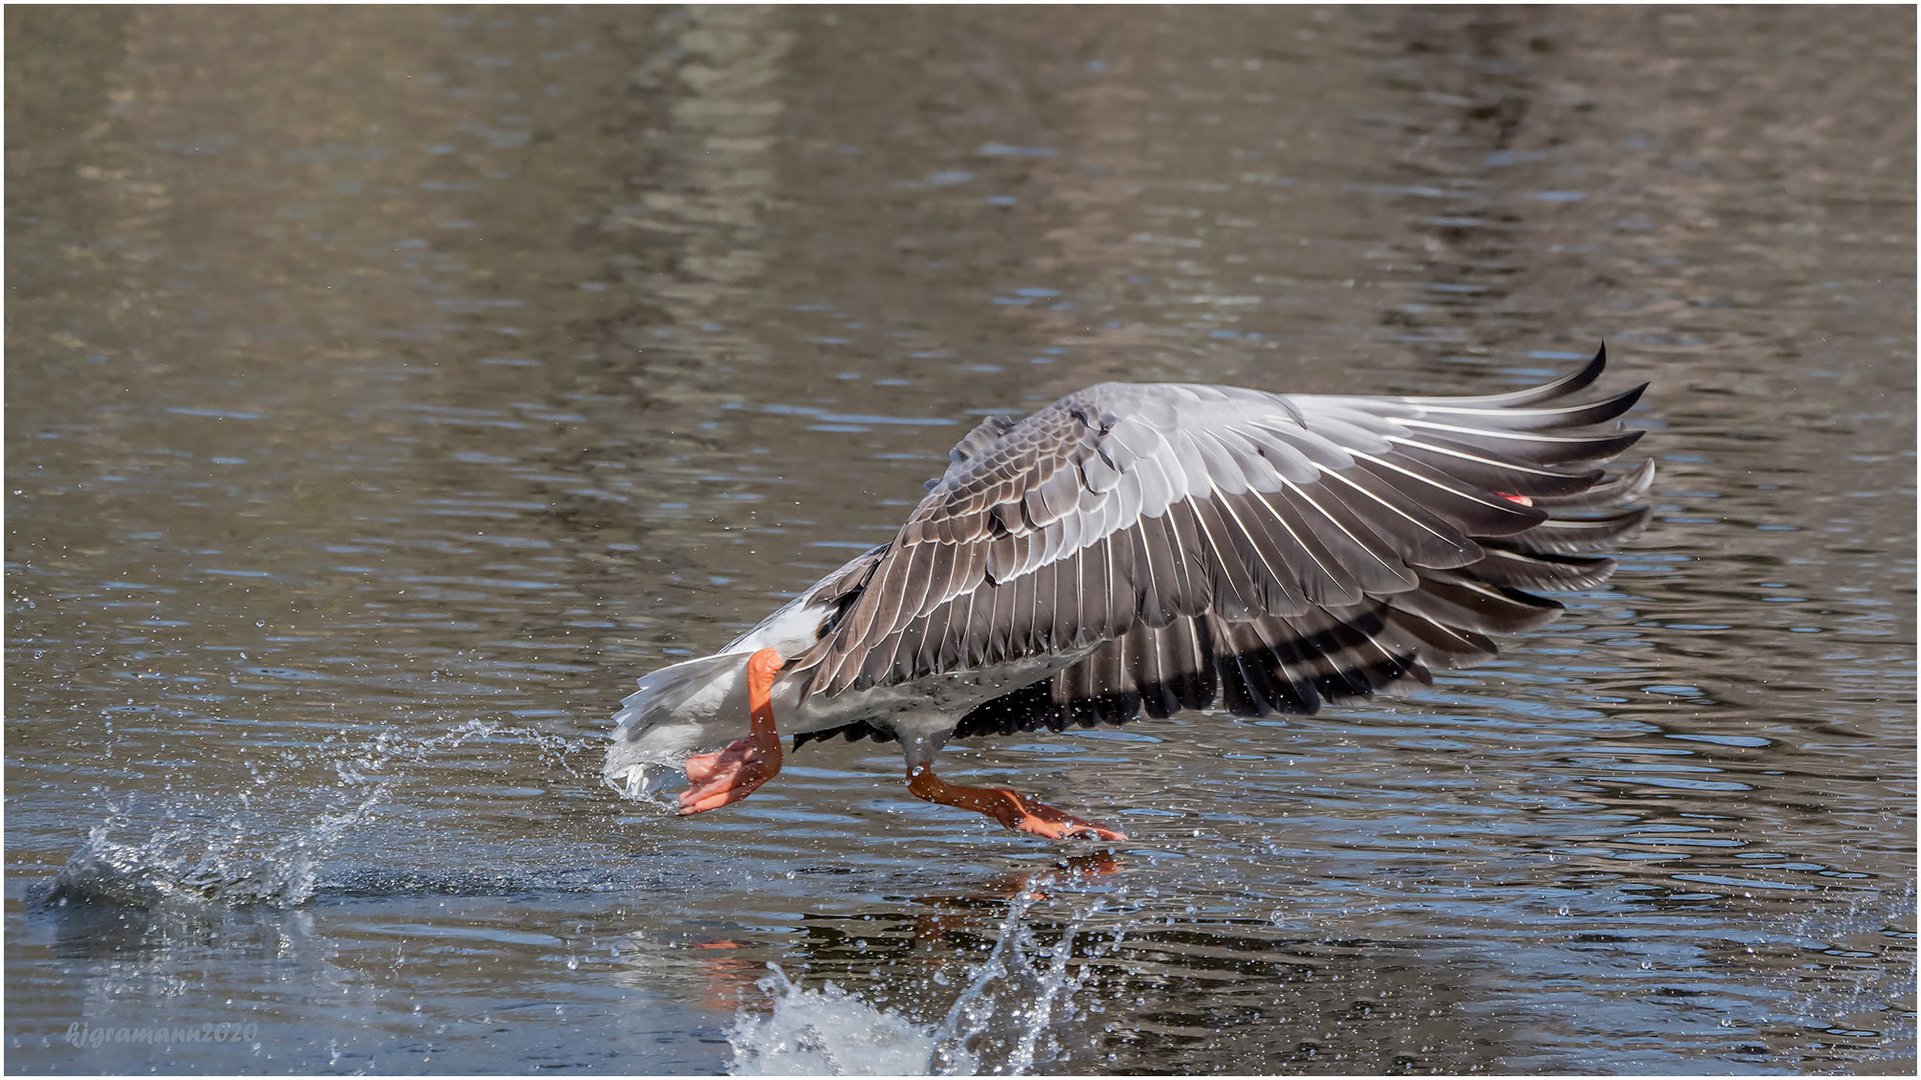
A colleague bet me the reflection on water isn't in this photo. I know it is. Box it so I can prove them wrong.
[6,4,1915,1074]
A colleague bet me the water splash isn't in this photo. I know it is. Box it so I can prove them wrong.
[47,720,504,910]
[728,967,954,1076]
[729,878,1110,1075]
[934,892,1094,1076]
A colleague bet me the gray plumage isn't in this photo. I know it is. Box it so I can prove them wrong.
[781,346,1652,747]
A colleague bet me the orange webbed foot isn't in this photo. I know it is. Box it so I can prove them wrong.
[677,648,785,816]
[678,733,781,814]
[1004,797,1128,842]
[906,764,1127,842]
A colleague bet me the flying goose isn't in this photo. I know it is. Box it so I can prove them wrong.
[605,347,1652,840]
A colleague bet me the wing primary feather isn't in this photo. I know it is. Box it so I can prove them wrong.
[1530,460,1656,510]
[1350,449,1546,533]
[1401,344,1608,406]
[1316,466,1477,562]
[1409,382,1647,429]
[1278,477,1418,592]
[1395,419,1646,464]
[1384,433,1603,489]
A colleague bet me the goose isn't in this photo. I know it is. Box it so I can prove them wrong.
[604,346,1652,840]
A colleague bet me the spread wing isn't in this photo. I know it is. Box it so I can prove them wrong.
[790,346,1650,705]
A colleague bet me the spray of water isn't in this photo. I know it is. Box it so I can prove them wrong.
[728,876,1114,1075]
[727,966,955,1076]
[47,720,509,910]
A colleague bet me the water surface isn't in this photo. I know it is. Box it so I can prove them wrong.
[5,5,1915,1074]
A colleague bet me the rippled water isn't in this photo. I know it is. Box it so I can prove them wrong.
[6,5,1915,1074]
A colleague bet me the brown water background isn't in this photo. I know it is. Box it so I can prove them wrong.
[5,5,1915,1074]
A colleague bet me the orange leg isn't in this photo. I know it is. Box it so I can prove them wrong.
[906,764,1126,842]
[678,648,785,815]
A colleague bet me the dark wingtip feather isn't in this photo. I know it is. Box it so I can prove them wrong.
[1499,343,1608,405]
[1608,379,1649,418]
[1531,459,1657,511]
[1570,427,1646,462]
[1492,505,1654,555]
[1549,380,1647,430]
[1410,343,1611,408]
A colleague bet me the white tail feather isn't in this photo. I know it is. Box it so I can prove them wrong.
[602,652,753,806]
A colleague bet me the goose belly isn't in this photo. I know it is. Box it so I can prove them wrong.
[788,646,1096,732]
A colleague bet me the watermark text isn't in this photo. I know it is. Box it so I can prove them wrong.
[66,1021,259,1049]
